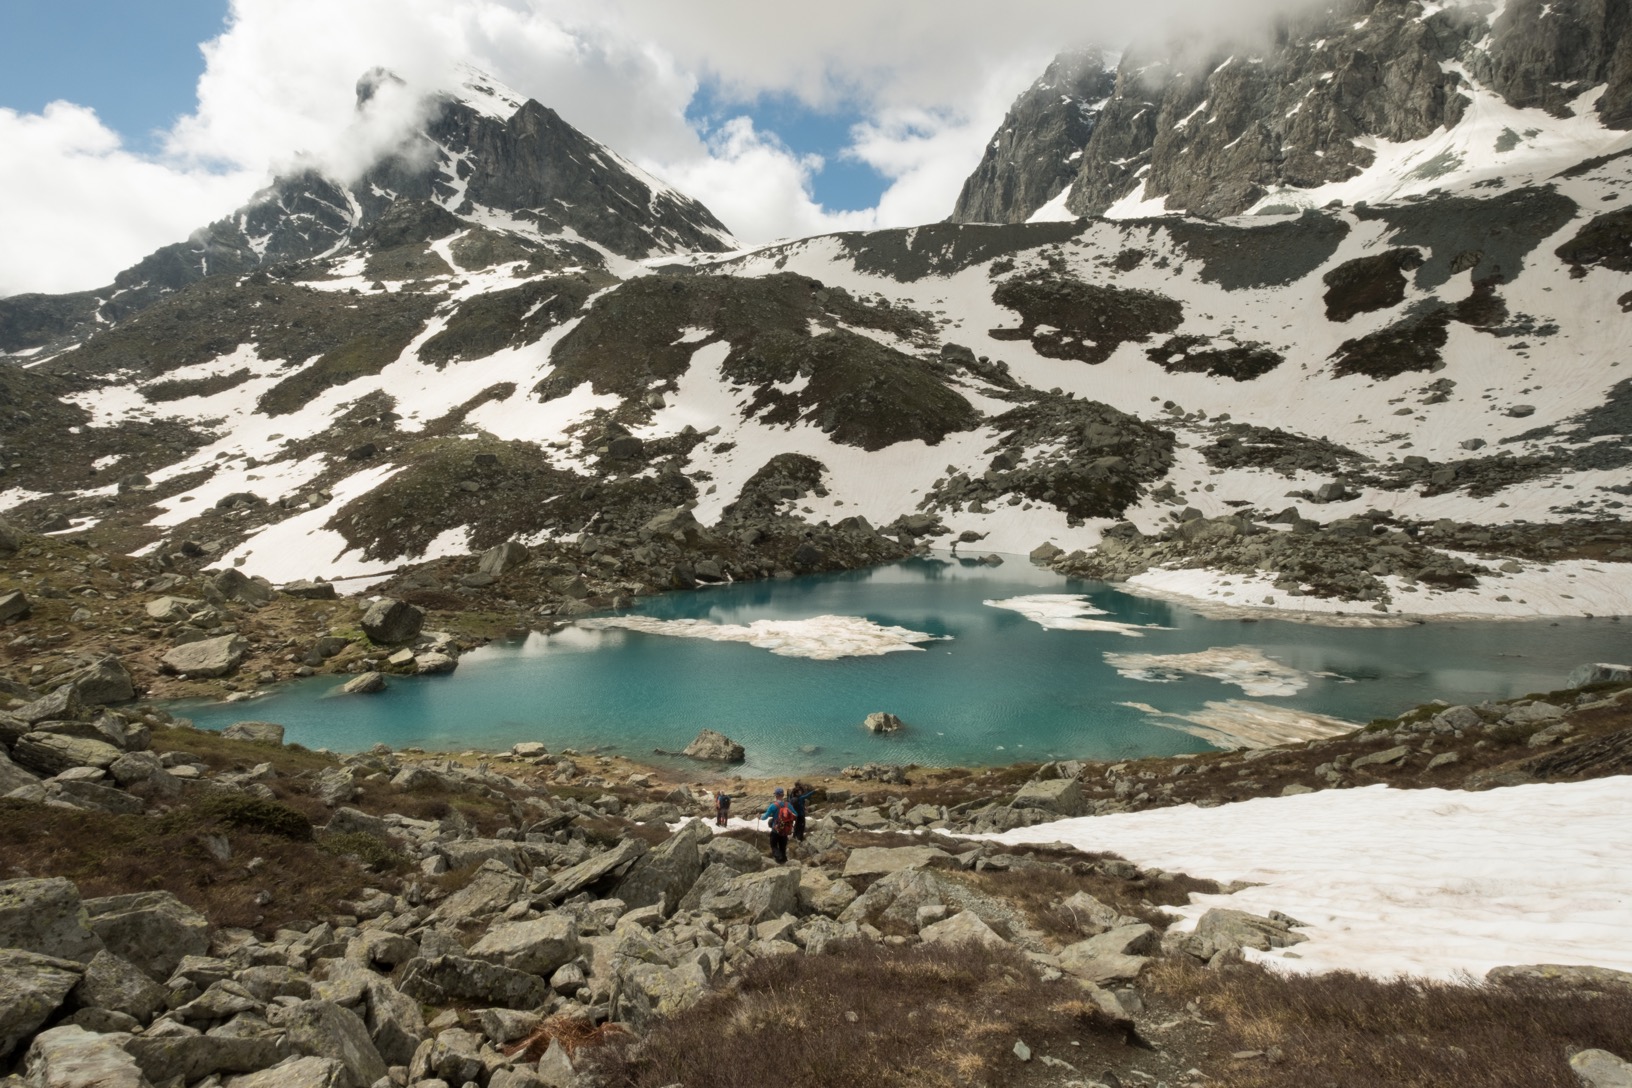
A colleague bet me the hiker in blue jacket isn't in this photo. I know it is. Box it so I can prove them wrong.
[789,781,816,842]
[762,787,795,863]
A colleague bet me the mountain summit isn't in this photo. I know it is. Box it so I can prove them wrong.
[0,67,734,354]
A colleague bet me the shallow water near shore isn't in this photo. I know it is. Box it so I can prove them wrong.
[178,556,1632,775]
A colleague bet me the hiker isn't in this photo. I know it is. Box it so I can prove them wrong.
[789,781,816,841]
[714,789,732,828]
[763,787,795,864]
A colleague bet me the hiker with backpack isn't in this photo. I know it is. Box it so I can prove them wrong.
[763,787,796,864]
[789,781,816,841]
[715,790,732,827]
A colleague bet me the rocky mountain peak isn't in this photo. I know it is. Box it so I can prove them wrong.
[949,49,1117,224]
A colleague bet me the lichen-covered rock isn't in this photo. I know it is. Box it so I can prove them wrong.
[161,635,248,679]
[12,733,125,778]
[221,721,285,745]
[611,818,708,915]
[23,1024,149,1088]
[60,655,137,705]
[467,915,582,977]
[0,950,83,1060]
[397,954,554,1010]
[339,672,385,696]
[70,951,167,1024]
[360,599,423,644]
[274,999,387,1088]
[83,892,209,982]
[0,878,102,962]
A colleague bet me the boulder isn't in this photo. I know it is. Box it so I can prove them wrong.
[162,635,248,678]
[919,910,1009,949]
[23,1024,150,1088]
[0,949,83,1060]
[1350,744,1411,770]
[360,975,425,1066]
[1058,946,1149,985]
[1486,964,1632,992]
[429,860,527,925]
[1568,663,1632,689]
[0,590,31,624]
[616,961,710,1030]
[340,672,386,695]
[360,599,424,644]
[1057,891,1136,936]
[842,846,953,878]
[281,580,338,600]
[83,892,209,981]
[16,686,87,726]
[212,569,274,606]
[224,1056,348,1088]
[1571,1049,1632,1088]
[681,729,745,763]
[60,655,136,705]
[721,867,802,923]
[535,1038,577,1088]
[796,868,858,917]
[144,597,198,622]
[1029,542,1064,562]
[1012,777,1086,816]
[277,999,388,1088]
[124,1033,288,1085]
[0,878,102,962]
[0,747,41,794]
[611,819,709,914]
[220,721,285,745]
[542,839,647,902]
[397,954,554,1010]
[478,541,530,576]
[413,652,457,675]
[1181,908,1307,962]
[862,711,905,734]
[0,515,25,555]
[468,915,583,977]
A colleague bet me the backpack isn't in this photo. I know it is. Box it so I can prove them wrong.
[717,792,731,811]
[772,800,796,836]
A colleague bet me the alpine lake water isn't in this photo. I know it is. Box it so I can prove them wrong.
[178,556,1632,776]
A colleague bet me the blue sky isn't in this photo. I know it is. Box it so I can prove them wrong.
[0,0,890,211]
[0,1,230,152]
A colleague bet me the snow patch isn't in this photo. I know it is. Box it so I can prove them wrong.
[575,614,948,659]
[985,594,1167,637]
[1105,647,1311,696]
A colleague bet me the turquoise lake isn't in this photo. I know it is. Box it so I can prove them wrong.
[179,556,1632,775]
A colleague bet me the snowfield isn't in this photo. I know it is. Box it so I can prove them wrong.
[988,776,1632,980]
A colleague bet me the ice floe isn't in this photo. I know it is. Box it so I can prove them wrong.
[983,594,1168,637]
[576,614,947,660]
[1104,647,1310,697]
[1121,699,1353,749]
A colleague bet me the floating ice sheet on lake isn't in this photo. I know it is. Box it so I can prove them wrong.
[1121,699,1353,749]
[986,778,1632,981]
[984,594,1167,637]
[1105,647,1310,696]
[576,614,947,660]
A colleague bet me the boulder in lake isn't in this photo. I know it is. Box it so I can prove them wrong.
[682,729,745,763]
[360,599,423,644]
[341,672,386,696]
[863,712,905,734]
[162,635,248,678]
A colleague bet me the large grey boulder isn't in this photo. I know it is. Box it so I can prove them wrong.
[0,949,83,1060]
[0,747,41,795]
[339,672,385,695]
[1179,908,1308,962]
[23,1024,150,1088]
[478,541,529,576]
[83,892,209,981]
[221,721,285,745]
[212,568,274,606]
[842,846,952,879]
[0,878,102,962]
[360,599,423,644]
[144,597,198,622]
[276,999,387,1088]
[839,870,1014,938]
[161,635,248,678]
[467,915,582,977]
[280,580,338,600]
[1012,777,1086,816]
[71,951,168,1024]
[863,712,905,734]
[123,1031,288,1085]
[224,1056,348,1088]
[0,590,29,624]
[428,860,526,925]
[16,686,87,726]
[0,516,26,555]
[718,867,802,923]
[681,729,745,763]
[360,976,425,1066]
[540,839,646,902]
[397,954,554,1010]
[1057,891,1137,936]
[60,656,137,706]
[1486,964,1632,992]
[611,819,709,914]
[616,961,711,1030]
[12,733,124,777]
[1572,1049,1632,1088]
[920,910,1009,949]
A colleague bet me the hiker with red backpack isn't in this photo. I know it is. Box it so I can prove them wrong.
[763,787,796,864]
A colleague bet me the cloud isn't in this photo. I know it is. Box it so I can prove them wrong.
[0,0,1330,296]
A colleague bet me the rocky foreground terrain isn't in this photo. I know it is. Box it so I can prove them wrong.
[2,609,1631,1088]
